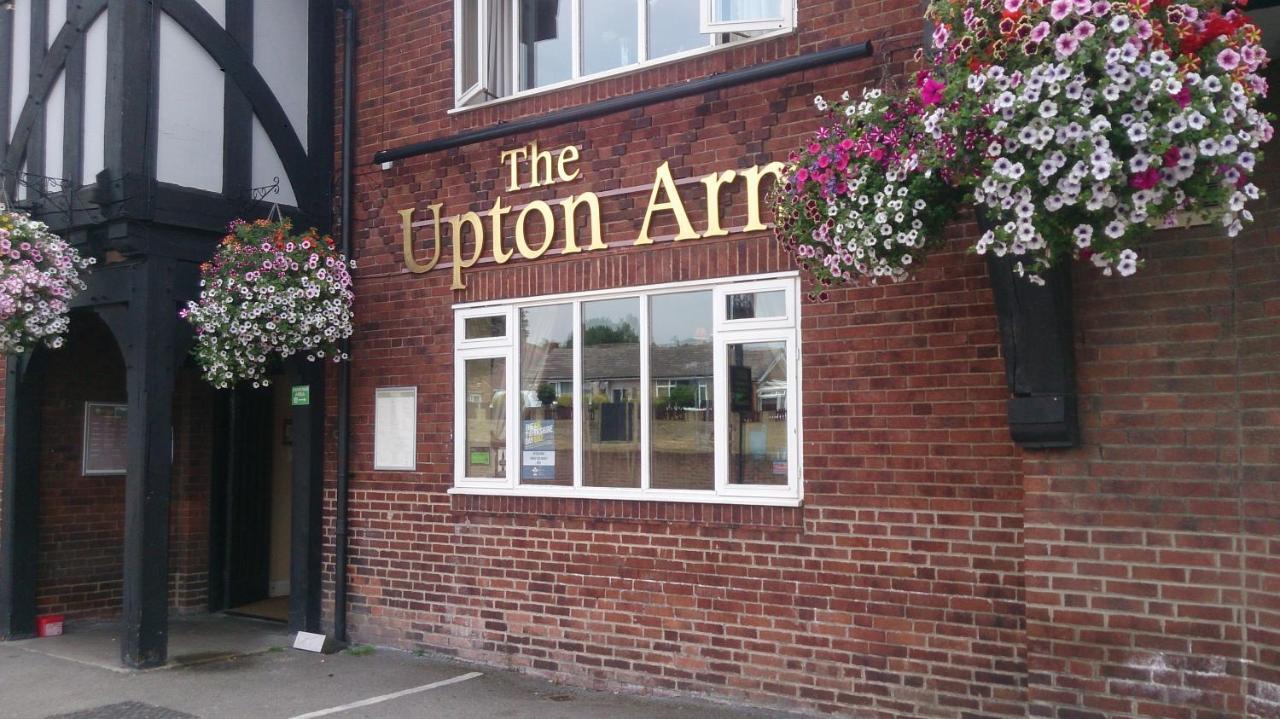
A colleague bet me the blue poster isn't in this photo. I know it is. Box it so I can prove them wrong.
[522,420,556,480]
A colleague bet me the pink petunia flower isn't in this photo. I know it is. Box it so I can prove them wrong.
[1074,21,1095,39]
[1055,33,1080,57]
[1029,21,1052,43]
[1050,0,1073,21]
[933,24,950,47]
[1217,48,1241,72]
[920,75,946,105]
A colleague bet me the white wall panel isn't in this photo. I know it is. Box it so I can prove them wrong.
[46,0,69,180]
[9,0,31,139]
[44,72,65,180]
[82,11,108,185]
[155,12,224,193]
[252,118,296,207]
[48,0,67,46]
[253,0,309,151]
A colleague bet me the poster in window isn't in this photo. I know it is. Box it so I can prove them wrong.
[521,419,556,480]
[82,402,128,475]
[374,387,417,471]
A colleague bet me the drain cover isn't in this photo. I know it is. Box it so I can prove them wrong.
[44,702,199,719]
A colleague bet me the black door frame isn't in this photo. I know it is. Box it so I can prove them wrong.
[208,358,324,633]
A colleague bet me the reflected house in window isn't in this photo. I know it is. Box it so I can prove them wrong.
[453,277,800,500]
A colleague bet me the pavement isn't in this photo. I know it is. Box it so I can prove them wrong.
[0,615,785,719]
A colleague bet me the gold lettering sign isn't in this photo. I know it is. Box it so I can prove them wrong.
[398,143,781,290]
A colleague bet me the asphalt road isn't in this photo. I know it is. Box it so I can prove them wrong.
[0,641,791,719]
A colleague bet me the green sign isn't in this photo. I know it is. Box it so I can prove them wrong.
[291,385,311,406]
[469,448,492,466]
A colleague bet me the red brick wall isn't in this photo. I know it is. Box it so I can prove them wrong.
[335,2,1026,717]
[1018,133,1280,717]
[25,314,212,621]
[326,1,1280,717]
[35,315,128,620]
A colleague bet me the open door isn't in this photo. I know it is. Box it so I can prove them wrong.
[209,381,291,620]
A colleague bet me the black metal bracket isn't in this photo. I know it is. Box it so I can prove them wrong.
[236,176,282,219]
[985,254,1080,449]
[1,171,78,227]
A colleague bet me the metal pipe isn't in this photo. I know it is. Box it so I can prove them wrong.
[371,41,874,165]
[334,0,356,645]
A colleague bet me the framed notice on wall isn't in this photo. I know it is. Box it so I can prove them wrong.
[374,387,417,471]
[83,402,128,476]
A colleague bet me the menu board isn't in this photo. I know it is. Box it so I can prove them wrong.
[374,387,417,471]
[82,402,128,475]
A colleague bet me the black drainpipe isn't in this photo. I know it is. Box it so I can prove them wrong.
[334,0,356,645]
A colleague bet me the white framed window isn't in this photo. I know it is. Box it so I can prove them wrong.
[451,272,802,506]
[701,0,794,33]
[453,0,797,108]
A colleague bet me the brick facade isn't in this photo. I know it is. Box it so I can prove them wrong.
[0,0,1273,715]
[18,314,213,621]
[327,1,1280,716]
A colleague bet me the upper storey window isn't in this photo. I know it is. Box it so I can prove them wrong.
[454,0,795,108]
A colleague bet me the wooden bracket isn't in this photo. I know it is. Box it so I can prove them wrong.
[985,254,1080,449]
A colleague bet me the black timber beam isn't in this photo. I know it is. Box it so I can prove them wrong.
[2,1,108,189]
[115,258,179,668]
[986,254,1080,448]
[0,5,13,165]
[27,0,48,180]
[307,0,336,233]
[159,0,324,223]
[64,0,88,189]
[222,0,252,202]
[288,357,325,634]
[0,352,48,640]
[104,0,156,220]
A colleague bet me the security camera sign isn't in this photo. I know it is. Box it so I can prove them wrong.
[521,419,556,480]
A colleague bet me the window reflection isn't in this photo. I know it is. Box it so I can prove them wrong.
[647,0,708,59]
[464,315,506,340]
[726,290,786,320]
[520,0,571,90]
[727,341,788,486]
[582,0,637,75]
[650,292,714,491]
[520,304,574,486]
[582,298,641,488]
[464,358,506,478]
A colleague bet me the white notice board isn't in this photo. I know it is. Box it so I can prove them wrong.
[374,387,417,471]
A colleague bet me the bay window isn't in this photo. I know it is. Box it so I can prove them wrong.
[453,274,802,505]
[454,0,796,107]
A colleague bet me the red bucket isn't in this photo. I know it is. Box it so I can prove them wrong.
[36,614,64,637]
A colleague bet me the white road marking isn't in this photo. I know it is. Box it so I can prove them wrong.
[288,671,484,718]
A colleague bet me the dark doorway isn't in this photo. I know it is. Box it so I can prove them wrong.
[209,380,292,621]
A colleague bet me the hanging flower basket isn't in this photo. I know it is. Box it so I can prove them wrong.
[772,87,963,294]
[928,0,1272,282]
[774,0,1272,287]
[0,204,95,355]
[181,218,354,389]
